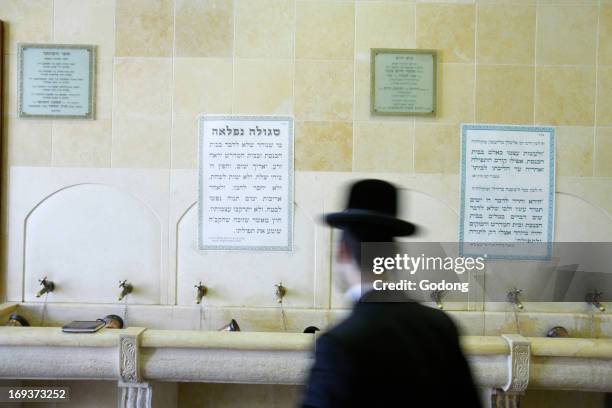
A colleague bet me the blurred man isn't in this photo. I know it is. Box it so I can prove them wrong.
[301,179,481,408]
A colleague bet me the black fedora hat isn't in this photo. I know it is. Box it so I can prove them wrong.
[324,179,417,236]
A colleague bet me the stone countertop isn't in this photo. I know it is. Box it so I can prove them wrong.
[140,329,313,350]
[1,326,611,392]
[1,326,611,360]
[0,326,141,347]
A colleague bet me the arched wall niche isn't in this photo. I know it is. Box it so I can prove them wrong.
[554,192,612,241]
[175,200,318,308]
[23,183,162,303]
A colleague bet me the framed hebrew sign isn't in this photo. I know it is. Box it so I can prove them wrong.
[198,115,294,251]
[18,43,96,119]
[459,124,556,260]
[371,48,436,116]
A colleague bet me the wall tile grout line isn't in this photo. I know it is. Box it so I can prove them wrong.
[109,0,117,169]
[533,3,539,126]
[232,0,237,115]
[413,2,417,175]
[168,0,178,306]
[292,0,297,165]
[352,1,357,172]
[474,2,478,125]
[110,0,118,169]
[50,0,55,167]
[593,0,602,177]
[471,4,478,310]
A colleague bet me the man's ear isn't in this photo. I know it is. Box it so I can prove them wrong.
[338,239,351,262]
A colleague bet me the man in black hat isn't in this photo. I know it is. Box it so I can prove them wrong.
[301,179,482,408]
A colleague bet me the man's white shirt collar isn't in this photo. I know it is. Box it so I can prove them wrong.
[344,283,372,303]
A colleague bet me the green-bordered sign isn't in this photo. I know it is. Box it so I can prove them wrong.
[371,49,437,116]
[18,43,96,119]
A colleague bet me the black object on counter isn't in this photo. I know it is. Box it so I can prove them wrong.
[7,313,30,327]
[546,326,570,338]
[303,326,320,334]
[102,314,124,329]
[62,320,106,333]
[219,319,241,332]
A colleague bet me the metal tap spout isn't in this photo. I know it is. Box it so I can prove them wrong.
[195,282,208,304]
[118,280,133,301]
[430,289,446,310]
[507,288,524,310]
[36,277,55,298]
[275,282,286,304]
[585,291,606,312]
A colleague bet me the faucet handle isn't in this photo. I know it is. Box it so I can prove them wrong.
[585,290,606,312]
[430,289,446,309]
[118,280,133,301]
[35,276,55,298]
[195,282,208,304]
[275,282,286,303]
[507,287,524,309]
[585,290,603,301]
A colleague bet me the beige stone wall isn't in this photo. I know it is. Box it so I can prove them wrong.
[1,1,611,407]
[0,0,611,176]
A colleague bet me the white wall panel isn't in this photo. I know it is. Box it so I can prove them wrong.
[8,167,169,303]
[23,184,161,303]
[174,172,325,308]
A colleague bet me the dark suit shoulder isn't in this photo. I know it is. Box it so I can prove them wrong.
[326,301,459,347]
[305,301,481,408]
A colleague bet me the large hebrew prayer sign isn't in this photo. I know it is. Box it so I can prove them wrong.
[460,124,555,259]
[198,115,294,251]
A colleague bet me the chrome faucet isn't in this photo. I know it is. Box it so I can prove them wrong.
[430,289,446,309]
[36,277,55,298]
[275,282,286,304]
[507,288,524,310]
[585,291,606,312]
[118,280,133,301]
[195,281,208,304]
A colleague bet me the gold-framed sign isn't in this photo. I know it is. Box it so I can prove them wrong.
[18,43,96,119]
[371,48,437,116]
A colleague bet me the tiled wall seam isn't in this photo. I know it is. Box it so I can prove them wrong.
[168,0,177,305]
[111,0,117,168]
[533,3,539,126]
[473,2,478,126]
[351,0,357,171]
[593,0,602,176]
[412,3,417,174]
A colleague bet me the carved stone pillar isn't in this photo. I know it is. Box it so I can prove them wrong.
[117,328,151,408]
[118,381,152,408]
[491,334,531,408]
[491,390,522,408]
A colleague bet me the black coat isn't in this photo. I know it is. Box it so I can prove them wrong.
[301,294,482,408]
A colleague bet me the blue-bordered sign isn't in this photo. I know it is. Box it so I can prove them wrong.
[459,124,555,260]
